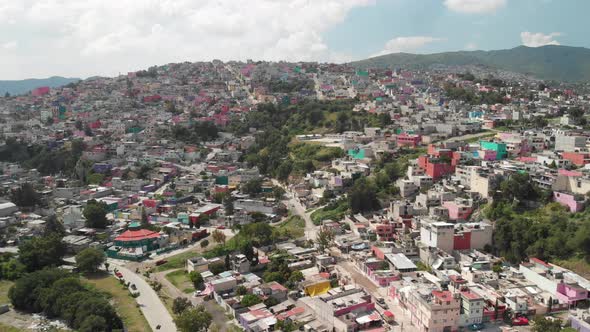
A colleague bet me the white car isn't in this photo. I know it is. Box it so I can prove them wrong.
[194,290,203,297]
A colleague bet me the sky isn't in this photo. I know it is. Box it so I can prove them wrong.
[0,0,587,80]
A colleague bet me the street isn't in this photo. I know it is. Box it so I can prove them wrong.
[271,179,318,240]
[109,262,177,332]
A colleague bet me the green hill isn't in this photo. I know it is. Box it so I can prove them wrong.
[0,76,80,96]
[350,45,590,82]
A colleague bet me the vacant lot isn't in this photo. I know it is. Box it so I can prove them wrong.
[84,274,152,332]
[165,270,194,294]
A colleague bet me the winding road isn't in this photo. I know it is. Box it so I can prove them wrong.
[109,262,177,332]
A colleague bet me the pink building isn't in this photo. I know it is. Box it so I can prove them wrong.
[396,133,422,148]
[443,201,473,221]
[553,191,585,212]
[32,86,50,96]
[556,282,588,306]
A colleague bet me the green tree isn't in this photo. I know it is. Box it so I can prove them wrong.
[200,239,209,248]
[240,294,262,307]
[235,285,248,296]
[86,173,104,185]
[188,271,204,290]
[83,200,109,228]
[242,179,262,197]
[43,214,65,236]
[75,248,106,274]
[316,227,335,252]
[532,316,562,332]
[212,230,226,244]
[79,315,107,332]
[272,186,286,201]
[11,183,38,207]
[18,235,66,272]
[348,177,380,214]
[172,297,192,315]
[174,306,212,332]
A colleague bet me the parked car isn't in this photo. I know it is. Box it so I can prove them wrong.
[155,259,167,266]
[512,315,529,326]
[468,323,484,331]
[376,297,388,309]
[131,284,137,290]
[194,290,202,297]
[216,225,226,229]
[115,272,123,278]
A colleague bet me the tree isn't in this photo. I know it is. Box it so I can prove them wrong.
[172,297,192,315]
[18,235,66,272]
[188,271,204,290]
[200,239,209,248]
[240,294,262,307]
[316,227,335,252]
[83,200,109,229]
[174,306,212,332]
[141,206,149,228]
[348,177,380,214]
[79,315,107,332]
[272,186,286,201]
[86,173,104,185]
[75,248,106,274]
[235,285,247,296]
[532,316,562,332]
[212,230,226,244]
[44,214,65,236]
[241,179,262,197]
[225,254,231,270]
[224,196,234,215]
[209,262,226,275]
[11,183,38,207]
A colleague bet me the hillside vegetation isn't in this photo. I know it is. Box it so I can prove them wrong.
[351,45,590,82]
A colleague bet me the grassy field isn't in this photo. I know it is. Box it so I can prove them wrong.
[554,257,590,280]
[311,198,349,225]
[156,249,199,272]
[0,281,13,305]
[84,274,152,332]
[276,215,305,238]
[0,323,22,332]
[165,270,195,294]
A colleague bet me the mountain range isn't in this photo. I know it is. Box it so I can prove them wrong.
[350,45,590,82]
[0,76,80,96]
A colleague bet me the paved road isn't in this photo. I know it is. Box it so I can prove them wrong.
[271,179,318,240]
[440,130,498,143]
[110,262,177,332]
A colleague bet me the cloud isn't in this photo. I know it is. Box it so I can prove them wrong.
[520,31,561,47]
[444,0,507,14]
[1,41,17,50]
[465,42,478,50]
[0,0,375,79]
[372,36,444,57]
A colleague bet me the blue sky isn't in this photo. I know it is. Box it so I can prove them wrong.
[325,0,589,57]
[0,0,585,79]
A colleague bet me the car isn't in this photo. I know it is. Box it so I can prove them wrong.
[115,272,123,278]
[468,323,484,331]
[155,259,168,266]
[194,290,202,297]
[131,284,137,290]
[216,225,226,229]
[512,316,529,326]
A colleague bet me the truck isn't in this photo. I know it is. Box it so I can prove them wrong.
[192,229,209,241]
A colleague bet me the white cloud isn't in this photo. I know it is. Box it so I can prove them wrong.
[372,36,443,57]
[0,0,375,79]
[520,31,561,47]
[1,41,17,50]
[465,42,478,50]
[444,0,507,14]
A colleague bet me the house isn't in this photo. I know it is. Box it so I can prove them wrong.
[186,256,209,273]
